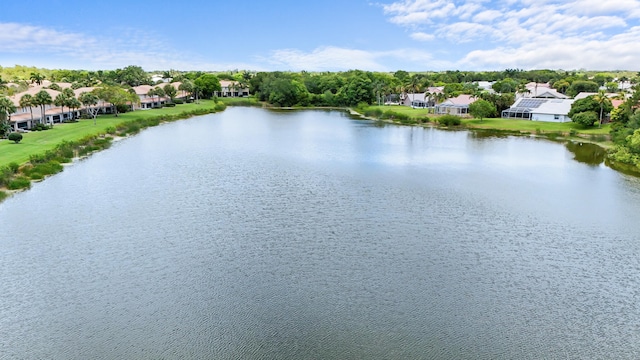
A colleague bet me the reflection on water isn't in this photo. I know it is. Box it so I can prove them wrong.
[565,141,606,165]
[468,128,521,139]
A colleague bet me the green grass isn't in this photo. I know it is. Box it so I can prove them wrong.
[462,117,611,135]
[0,100,218,168]
[362,105,611,136]
[365,105,431,122]
[218,96,261,106]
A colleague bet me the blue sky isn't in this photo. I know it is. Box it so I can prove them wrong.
[1,0,639,72]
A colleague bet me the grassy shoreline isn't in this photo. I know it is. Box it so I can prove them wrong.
[0,101,635,202]
[0,100,224,202]
[351,105,613,146]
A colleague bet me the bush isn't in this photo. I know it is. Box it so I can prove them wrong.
[22,161,63,179]
[0,166,13,187]
[438,114,462,126]
[165,103,176,107]
[0,190,7,202]
[105,126,116,135]
[33,123,50,131]
[8,162,19,174]
[7,176,31,190]
[214,102,227,112]
[571,111,598,127]
[173,99,184,104]
[8,133,23,143]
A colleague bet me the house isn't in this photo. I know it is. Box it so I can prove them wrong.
[530,99,574,122]
[133,85,162,109]
[475,81,495,91]
[434,94,476,115]
[403,93,429,108]
[6,83,118,130]
[216,80,249,97]
[502,97,575,122]
[517,83,568,99]
[574,92,621,100]
[400,87,443,107]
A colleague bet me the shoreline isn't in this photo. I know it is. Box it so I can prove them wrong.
[347,107,612,146]
[0,101,225,203]
[0,103,636,203]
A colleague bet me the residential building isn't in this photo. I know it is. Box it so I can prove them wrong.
[434,94,476,115]
[502,97,575,122]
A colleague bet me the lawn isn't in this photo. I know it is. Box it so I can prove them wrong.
[0,100,218,168]
[462,118,611,135]
[363,105,611,135]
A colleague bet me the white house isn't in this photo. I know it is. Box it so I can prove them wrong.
[434,94,475,115]
[502,97,574,122]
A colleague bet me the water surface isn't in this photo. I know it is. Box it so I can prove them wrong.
[1,107,640,359]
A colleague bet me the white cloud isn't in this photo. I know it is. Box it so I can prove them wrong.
[262,46,437,71]
[563,0,640,16]
[0,22,256,71]
[473,10,502,23]
[380,0,640,69]
[410,32,435,41]
[0,23,95,51]
[266,47,387,71]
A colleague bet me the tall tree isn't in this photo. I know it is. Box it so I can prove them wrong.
[178,80,194,101]
[592,90,613,127]
[19,94,35,126]
[408,75,421,106]
[0,96,17,136]
[66,97,81,121]
[54,92,69,123]
[93,85,138,117]
[194,74,222,99]
[117,65,151,87]
[80,92,100,123]
[163,84,177,102]
[34,90,53,125]
[30,72,45,85]
[147,88,158,107]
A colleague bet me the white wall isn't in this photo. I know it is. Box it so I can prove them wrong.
[531,113,571,123]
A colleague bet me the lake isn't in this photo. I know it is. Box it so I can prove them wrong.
[1,107,640,359]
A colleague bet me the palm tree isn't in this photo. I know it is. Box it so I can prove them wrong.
[179,80,194,101]
[30,72,45,85]
[34,90,53,125]
[236,81,247,97]
[163,84,177,102]
[408,75,421,106]
[229,82,237,97]
[423,89,432,113]
[434,92,448,114]
[373,81,385,106]
[147,88,157,108]
[66,97,82,121]
[0,96,17,136]
[54,93,69,124]
[154,87,165,106]
[593,90,612,127]
[19,94,35,127]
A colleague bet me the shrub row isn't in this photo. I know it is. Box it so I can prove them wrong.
[438,115,462,126]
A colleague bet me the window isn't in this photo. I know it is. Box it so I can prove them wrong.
[554,115,560,120]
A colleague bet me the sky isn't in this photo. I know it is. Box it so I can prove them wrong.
[1,0,639,72]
